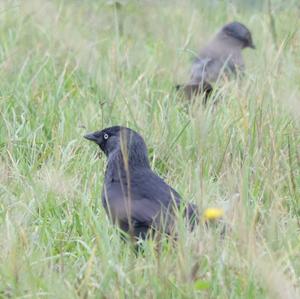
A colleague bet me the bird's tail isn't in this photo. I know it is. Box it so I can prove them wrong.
[175,82,213,103]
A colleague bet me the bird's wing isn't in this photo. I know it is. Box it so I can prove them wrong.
[132,170,181,227]
[103,169,181,230]
[131,168,181,201]
[190,57,223,83]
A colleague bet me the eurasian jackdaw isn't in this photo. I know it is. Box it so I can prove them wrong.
[84,126,197,239]
[177,21,255,102]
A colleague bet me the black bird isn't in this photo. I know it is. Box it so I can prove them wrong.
[84,126,198,239]
[177,21,255,102]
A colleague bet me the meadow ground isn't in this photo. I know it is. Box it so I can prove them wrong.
[0,0,299,298]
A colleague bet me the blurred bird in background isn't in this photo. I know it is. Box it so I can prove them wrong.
[177,21,255,103]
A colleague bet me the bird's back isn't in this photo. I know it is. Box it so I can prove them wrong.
[190,37,245,84]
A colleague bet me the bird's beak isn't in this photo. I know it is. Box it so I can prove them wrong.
[84,132,98,142]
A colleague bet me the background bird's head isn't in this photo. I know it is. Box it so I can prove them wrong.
[220,21,255,49]
[84,126,150,168]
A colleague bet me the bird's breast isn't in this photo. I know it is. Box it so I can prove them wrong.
[101,181,132,222]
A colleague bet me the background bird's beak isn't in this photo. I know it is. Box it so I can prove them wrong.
[84,132,98,142]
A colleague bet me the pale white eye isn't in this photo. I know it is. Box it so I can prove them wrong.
[103,133,109,140]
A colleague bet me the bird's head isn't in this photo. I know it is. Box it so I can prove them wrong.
[221,21,255,49]
[84,126,150,168]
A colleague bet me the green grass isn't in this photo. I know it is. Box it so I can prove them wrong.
[0,0,300,298]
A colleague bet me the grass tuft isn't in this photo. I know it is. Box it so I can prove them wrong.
[0,0,299,298]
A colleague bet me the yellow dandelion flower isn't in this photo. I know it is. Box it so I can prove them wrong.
[203,208,224,221]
